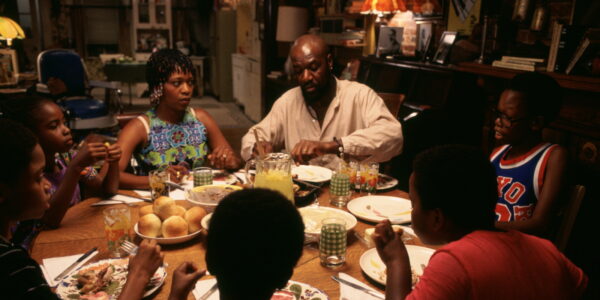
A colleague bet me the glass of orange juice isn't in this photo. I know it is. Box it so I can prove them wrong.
[103,206,131,257]
[360,162,379,195]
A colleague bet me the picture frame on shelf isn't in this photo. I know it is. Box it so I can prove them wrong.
[413,0,446,20]
[0,49,18,86]
[432,31,458,64]
[376,26,404,58]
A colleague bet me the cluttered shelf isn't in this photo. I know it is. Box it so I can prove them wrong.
[455,62,600,93]
[360,56,600,93]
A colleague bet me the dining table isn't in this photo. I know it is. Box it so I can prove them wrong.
[31,186,429,300]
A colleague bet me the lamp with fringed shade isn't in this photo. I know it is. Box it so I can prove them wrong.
[0,16,26,46]
[361,0,407,14]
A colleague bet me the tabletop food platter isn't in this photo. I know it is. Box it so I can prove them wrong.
[56,258,166,299]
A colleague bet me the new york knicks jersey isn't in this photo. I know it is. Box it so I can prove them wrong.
[490,143,558,222]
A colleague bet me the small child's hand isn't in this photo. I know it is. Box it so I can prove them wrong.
[73,142,107,168]
[373,220,409,266]
[128,240,163,280]
[105,143,122,163]
[168,262,205,300]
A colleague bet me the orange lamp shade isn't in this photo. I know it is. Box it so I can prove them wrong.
[361,0,407,14]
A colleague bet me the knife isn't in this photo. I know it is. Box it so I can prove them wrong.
[54,247,98,281]
[198,282,218,300]
[332,275,385,299]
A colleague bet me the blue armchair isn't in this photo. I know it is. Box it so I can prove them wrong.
[36,49,120,131]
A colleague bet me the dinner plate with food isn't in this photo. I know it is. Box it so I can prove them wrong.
[359,245,434,286]
[135,197,206,244]
[56,258,167,299]
[194,278,329,300]
[291,165,333,183]
[347,195,412,224]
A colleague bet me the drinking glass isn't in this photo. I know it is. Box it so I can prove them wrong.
[319,218,346,268]
[149,169,169,200]
[330,171,351,207]
[103,206,131,257]
[360,162,379,195]
[193,167,213,186]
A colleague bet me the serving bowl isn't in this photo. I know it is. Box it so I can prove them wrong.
[185,184,242,212]
[134,223,202,245]
[298,206,357,243]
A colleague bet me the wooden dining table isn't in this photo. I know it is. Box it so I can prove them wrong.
[31,187,426,300]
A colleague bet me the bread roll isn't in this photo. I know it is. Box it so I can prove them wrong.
[184,206,207,233]
[138,214,162,237]
[157,204,186,221]
[365,225,405,246]
[153,196,175,215]
[139,205,154,217]
[162,216,188,238]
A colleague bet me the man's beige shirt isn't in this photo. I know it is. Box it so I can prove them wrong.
[241,78,403,162]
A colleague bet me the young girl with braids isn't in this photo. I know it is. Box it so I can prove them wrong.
[1,95,121,248]
[117,49,241,189]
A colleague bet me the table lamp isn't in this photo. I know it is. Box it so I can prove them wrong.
[361,0,406,56]
[0,16,26,46]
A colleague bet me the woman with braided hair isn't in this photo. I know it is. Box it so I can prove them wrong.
[117,49,241,189]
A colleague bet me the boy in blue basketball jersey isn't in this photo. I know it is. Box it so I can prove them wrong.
[491,72,567,237]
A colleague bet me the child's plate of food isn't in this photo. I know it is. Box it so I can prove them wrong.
[56,258,166,299]
[347,195,412,224]
[292,165,333,183]
[359,245,434,286]
[194,278,329,300]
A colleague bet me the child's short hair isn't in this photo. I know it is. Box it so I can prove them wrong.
[0,94,53,132]
[413,144,497,231]
[146,49,195,93]
[0,119,38,184]
[206,189,304,297]
[506,72,562,123]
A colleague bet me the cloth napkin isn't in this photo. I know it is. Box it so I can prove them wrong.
[192,278,219,300]
[338,272,385,300]
[40,250,99,287]
[90,190,152,206]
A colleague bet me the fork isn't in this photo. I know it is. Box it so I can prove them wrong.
[120,240,138,255]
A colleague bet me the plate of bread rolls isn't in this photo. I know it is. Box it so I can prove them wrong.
[134,196,207,244]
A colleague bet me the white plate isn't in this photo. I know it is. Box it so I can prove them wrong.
[134,223,202,245]
[377,174,398,190]
[201,212,212,230]
[347,195,412,224]
[56,258,166,299]
[211,170,238,185]
[195,278,329,300]
[298,206,357,236]
[292,165,333,182]
[359,246,434,286]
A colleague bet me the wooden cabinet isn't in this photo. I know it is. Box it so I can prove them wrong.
[232,53,262,122]
[131,0,172,55]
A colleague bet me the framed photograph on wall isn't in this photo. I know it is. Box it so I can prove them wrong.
[432,31,457,64]
[0,49,19,86]
[376,26,404,58]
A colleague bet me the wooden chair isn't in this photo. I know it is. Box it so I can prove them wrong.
[554,185,585,252]
[377,92,406,118]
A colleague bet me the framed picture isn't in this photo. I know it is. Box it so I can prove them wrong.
[413,0,446,20]
[0,49,19,86]
[376,26,404,58]
[432,31,457,64]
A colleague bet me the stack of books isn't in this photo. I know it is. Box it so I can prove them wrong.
[492,56,545,72]
[547,23,586,73]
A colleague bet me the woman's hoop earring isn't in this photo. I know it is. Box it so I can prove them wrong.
[150,84,164,106]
